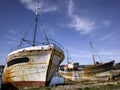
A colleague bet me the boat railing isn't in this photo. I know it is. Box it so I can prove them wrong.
[10,39,65,54]
[48,39,65,53]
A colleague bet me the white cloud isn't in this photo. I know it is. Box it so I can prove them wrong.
[67,47,120,64]
[99,50,119,56]
[67,0,95,34]
[99,32,117,41]
[20,0,58,13]
[4,29,20,45]
[41,6,57,12]
[5,35,18,41]
[68,0,74,17]
[20,0,35,12]
[65,46,91,59]
[69,15,95,34]
[9,29,18,35]
[0,52,6,65]
[97,50,120,63]
[103,20,111,27]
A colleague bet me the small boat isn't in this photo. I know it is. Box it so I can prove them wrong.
[83,41,114,75]
[84,60,114,75]
[59,49,81,82]
[2,0,64,89]
[59,42,114,82]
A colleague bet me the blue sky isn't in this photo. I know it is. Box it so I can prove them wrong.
[0,0,120,65]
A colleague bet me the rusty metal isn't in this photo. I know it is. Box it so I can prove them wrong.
[2,45,64,89]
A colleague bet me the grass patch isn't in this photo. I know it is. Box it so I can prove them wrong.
[83,84,120,90]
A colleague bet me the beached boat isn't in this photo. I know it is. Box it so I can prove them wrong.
[59,42,114,82]
[2,0,64,89]
[84,41,114,75]
[84,60,114,75]
[59,49,81,82]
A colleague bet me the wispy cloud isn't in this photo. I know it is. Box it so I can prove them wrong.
[5,29,20,45]
[65,46,92,63]
[99,32,117,41]
[68,0,74,17]
[19,0,58,13]
[67,0,95,34]
[103,20,111,27]
[97,49,120,63]
[0,52,7,65]
[98,50,120,56]
[5,35,18,42]
[69,15,95,34]
[65,46,120,64]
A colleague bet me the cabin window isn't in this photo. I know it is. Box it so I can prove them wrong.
[7,57,29,67]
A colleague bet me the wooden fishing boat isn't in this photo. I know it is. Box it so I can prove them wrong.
[59,42,114,82]
[2,0,64,89]
[84,60,114,75]
[84,41,114,75]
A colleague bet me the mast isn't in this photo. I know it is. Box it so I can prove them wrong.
[17,0,50,48]
[90,41,96,65]
[33,0,40,46]
[67,49,69,64]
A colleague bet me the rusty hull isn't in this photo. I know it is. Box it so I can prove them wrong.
[2,45,64,89]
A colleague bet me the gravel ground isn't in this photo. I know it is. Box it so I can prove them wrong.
[50,80,120,90]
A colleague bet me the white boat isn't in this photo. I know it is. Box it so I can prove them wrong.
[2,0,64,89]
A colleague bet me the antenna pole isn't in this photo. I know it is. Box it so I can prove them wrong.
[33,0,40,46]
[90,41,96,65]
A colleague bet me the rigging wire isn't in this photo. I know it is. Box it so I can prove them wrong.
[17,20,35,49]
[17,0,51,49]
[39,10,50,44]
[90,41,103,64]
[66,49,74,64]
